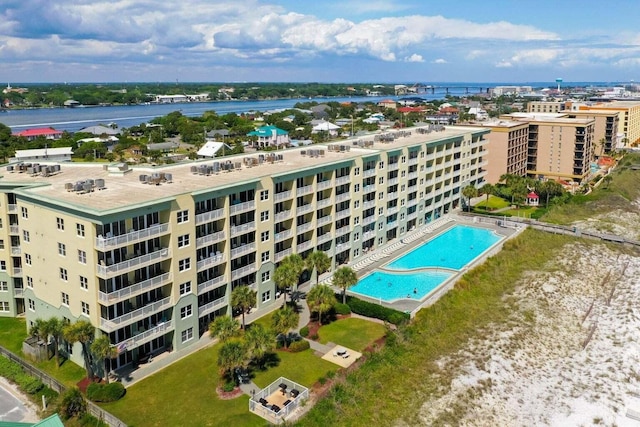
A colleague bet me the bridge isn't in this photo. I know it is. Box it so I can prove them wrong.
[395,84,489,96]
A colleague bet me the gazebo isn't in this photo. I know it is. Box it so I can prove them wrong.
[249,377,309,424]
[526,191,539,206]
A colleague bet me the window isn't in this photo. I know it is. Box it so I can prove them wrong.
[56,217,64,230]
[22,230,30,243]
[261,291,271,303]
[354,200,360,209]
[28,299,35,311]
[378,222,383,230]
[25,254,31,265]
[378,207,384,215]
[378,192,384,200]
[401,155,406,163]
[0,240,4,250]
[354,216,360,225]
[378,176,384,184]
[354,167,360,175]
[76,223,85,237]
[179,281,191,295]
[354,248,360,257]
[354,232,360,241]
[261,231,270,242]
[0,302,8,312]
[78,250,86,264]
[80,276,88,290]
[0,261,6,271]
[179,258,191,271]
[379,161,384,169]
[261,251,270,263]
[0,281,7,291]
[354,184,360,192]
[261,271,271,283]
[178,234,190,248]
[260,190,269,201]
[177,210,189,223]
[60,268,68,281]
[21,207,28,219]
[181,328,193,343]
[260,211,269,222]
[58,243,66,256]
[81,301,90,315]
[26,276,33,288]
[378,237,383,245]
[61,292,69,306]
[180,305,192,319]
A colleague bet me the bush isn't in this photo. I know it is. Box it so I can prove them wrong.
[347,296,410,325]
[60,388,87,419]
[333,303,351,315]
[299,326,309,337]
[222,381,236,392]
[0,356,43,394]
[289,340,310,353]
[86,382,126,402]
[17,374,44,394]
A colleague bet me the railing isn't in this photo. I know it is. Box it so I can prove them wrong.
[274,248,292,262]
[335,209,350,220]
[229,200,255,215]
[195,208,225,225]
[387,192,398,200]
[275,190,293,202]
[335,242,351,252]
[335,226,351,236]
[317,180,333,190]
[363,168,376,177]
[197,275,227,295]
[114,320,174,353]
[408,198,419,207]
[408,157,419,165]
[317,216,332,227]
[335,193,350,203]
[196,253,225,271]
[296,222,314,234]
[100,297,172,331]
[230,243,256,259]
[363,216,377,225]
[407,211,418,220]
[296,204,313,215]
[97,248,171,278]
[317,233,333,244]
[297,240,314,252]
[7,204,17,212]
[296,185,314,196]
[387,220,398,228]
[9,225,19,234]
[12,267,22,276]
[363,185,376,193]
[198,295,229,317]
[363,200,376,209]
[275,210,292,222]
[10,246,21,256]
[387,206,398,215]
[275,229,293,242]
[95,223,170,249]
[230,221,255,236]
[408,171,419,180]
[196,230,226,248]
[317,198,332,209]
[363,230,376,239]
[98,273,172,305]
[335,175,351,185]
[387,177,399,186]
[231,263,256,280]
[387,162,399,171]
[13,287,24,297]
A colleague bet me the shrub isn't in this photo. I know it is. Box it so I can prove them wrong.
[0,357,43,394]
[333,303,351,315]
[17,374,44,394]
[60,387,87,419]
[289,340,310,353]
[299,326,309,337]
[310,334,319,341]
[346,296,410,325]
[86,382,125,402]
[222,381,236,392]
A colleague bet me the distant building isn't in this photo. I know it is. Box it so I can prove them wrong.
[577,100,640,146]
[197,141,232,158]
[378,99,397,110]
[246,125,290,148]
[12,147,73,162]
[13,128,63,141]
[78,125,121,136]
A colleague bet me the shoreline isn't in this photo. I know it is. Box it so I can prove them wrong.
[0,376,40,423]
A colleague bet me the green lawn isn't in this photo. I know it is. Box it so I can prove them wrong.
[0,317,27,354]
[251,348,336,389]
[317,318,387,352]
[102,346,264,427]
[473,195,510,210]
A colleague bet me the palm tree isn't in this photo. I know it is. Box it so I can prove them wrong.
[63,320,95,379]
[305,251,331,285]
[231,285,256,329]
[462,185,478,212]
[306,284,337,325]
[29,318,48,342]
[481,183,495,207]
[271,305,300,348]
[273,263,297,303]
[90,335,118,384]
[217,340,248,380]
[332,266,358,304]
[244,324,275,368]
[42,318,64,367]
[209,315,240,343]
[285,254,305,281]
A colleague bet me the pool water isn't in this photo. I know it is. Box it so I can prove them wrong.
[386,225,502,271]
[350,270,453,302]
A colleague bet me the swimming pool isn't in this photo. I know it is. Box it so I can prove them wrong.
[386,225,502,271]
[350,270,453,302]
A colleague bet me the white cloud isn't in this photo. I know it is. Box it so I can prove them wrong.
[405,54,424,62]
[495,60,513,68]
[432,58,447,64]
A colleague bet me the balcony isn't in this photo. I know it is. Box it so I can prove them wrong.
[317,233,333,244]
[275,248,292,263]
[197,275,227,295]
[9,225,19,235]
[97,248,171,278]
[317,198,332,209]
[335,193,350,203]
[296,185,314,196]
[335,175,351,185]
[113,320,174,353]
[335,226,351,237]
[363,169,376,178]
[363,230,376,239]
[229,200,255,215]
[13,287,24,297]
[387,206,398,215]
[408,157,419,165]
[387,177,399,186]
[231,263,256,281]
[363,200,376,209]
[195,208,225,225]
[197,253,226,271]
[12,267,22,277]
[408,198,419,207]
[275,190,293,202]
[96,223,170,249]
[407,211,418,220]
[388,162,399,171]
[7,204,17,212]
[335,209,350,220]
[196,230,226,248]
[275,229,293,242]
[297,222,314,234]
[387,220,398,228]
[387,192,398,200]
[317,216,332,227]
[198,295,229,317]
[335,242,351,253]
[296,204,313,215]
[10,246,21,256]
[275,210,292,222]
[363,216,376,225]
[98,272,172,305]
[408,171,419,180]
[100,297,172,332]
[363,185,376,193]
[297,240,314,252]
[230,243,256,259]
[230,221,256,236]
[317,180,333,190]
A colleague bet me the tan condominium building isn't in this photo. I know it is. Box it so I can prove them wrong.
[527,101,569,114]
[0,125,488,374]
[578,101,640,146]
[565,110,621,156]
[462,120,529,184]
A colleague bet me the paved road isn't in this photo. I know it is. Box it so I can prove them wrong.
[0,381,37,422]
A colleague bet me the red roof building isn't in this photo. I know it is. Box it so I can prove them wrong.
[13,127,63,141]
[398,107,425,114]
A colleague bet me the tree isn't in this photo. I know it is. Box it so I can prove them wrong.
[244,324,275,367]
[209,315,240,343]
[307,284,337,325]
[60,388,87,420]
[332,266,358,304]
[462,185,479,212]
[271,305,300,348]
[42,318,64,368]
[29,318,48,342]
[217,340,248,379]
[305,251,331,285]
[63,321,96,379]
[231,285,256,330]
[274,264,297,303]
[481,183,495,206]
[90,335,118,384]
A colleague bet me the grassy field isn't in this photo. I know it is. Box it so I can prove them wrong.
[0,317,27,353]
[251,348,336,389]
[473,195,510,210]
[317,318,386,352]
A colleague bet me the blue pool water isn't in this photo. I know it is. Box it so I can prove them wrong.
[350,270,453,302]
[386,225,502,271]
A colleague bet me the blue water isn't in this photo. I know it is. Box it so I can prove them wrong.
[350,270,452,302]
[386,225,502,271]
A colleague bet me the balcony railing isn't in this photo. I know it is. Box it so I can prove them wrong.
[230,243,256,259]
[317,216,332,227]
[363,200,376,209]
[317,198,332,209]
[297,240,314,252]
[387,220,398,228]
[408,157,419,165]
[387,192,398,200]
[408,171,419,180]
[231,263,256,281]
[197,275,227,295]
[296,204,313,215]
[230,221,256,236]
[113,320,174,353]
[195,208,225,225]
[317,180,333,190]
[9,225,19,235]
[387,177,399,186]
[98,272,172,305]
[10,246,21,256]
[12,267,22,277]
[335,209,350,220]
[275,248,292,262]
[275,190,293,202]
[296,222,314,234]
[95,223,170,249]
[363,230,376,239]
[275,229,293,242]
[196,253,225,271]
[7,204,17,212]
[335,226,351,236]
[198,295,229,317]
[387,206,398,215]
[229,200,255,215]
[296,185,314,196]
[317,233,333,244]
[363,169,376,177]
[13,287,24,297]
[275,210,292,222]
[335,193,350,203]
[196,230,226,248]
[335,175,351,185]
[100,297,172,332]
[335,242,351,253]
[363,185,376,193]
[97,248,171,278]
[407,211,418,220]
[387,162,399,171]
[363,216,376,225]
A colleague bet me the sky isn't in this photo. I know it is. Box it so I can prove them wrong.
[1,0,640,84]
